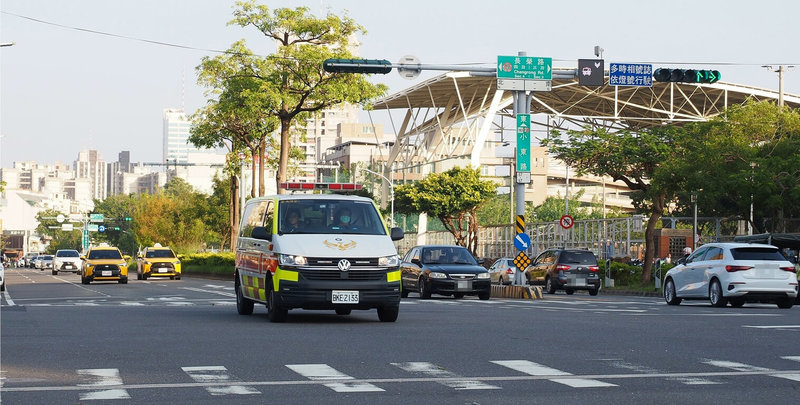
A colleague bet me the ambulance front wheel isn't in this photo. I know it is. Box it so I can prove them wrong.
[377,304,399,322]
[235,278,254,315]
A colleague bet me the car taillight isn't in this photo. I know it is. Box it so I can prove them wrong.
[780,266,797,273]
[556,264,570,271]
[506,269,513,274]
[588,266,599,272]
[726,265,753,272]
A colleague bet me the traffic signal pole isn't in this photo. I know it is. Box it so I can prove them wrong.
[512,51,531,286]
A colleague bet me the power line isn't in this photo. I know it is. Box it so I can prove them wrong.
[1,10,243,56]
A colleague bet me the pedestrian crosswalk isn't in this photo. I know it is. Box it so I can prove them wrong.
[4,356,800,401]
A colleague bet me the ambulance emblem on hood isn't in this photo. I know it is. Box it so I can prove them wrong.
[324,239,357,251]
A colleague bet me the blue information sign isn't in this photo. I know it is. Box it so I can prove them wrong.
[98,225,106,233]
[609,63,653,87]
[514,232,531,251]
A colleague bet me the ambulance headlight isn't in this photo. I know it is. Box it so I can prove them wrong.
[279,254,307,266]
[378,255,400,267]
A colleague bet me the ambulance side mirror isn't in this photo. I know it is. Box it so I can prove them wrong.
[390,227,404,241]
[252,226,272,241]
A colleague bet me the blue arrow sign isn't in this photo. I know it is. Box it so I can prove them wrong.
[98,225,106,233]
[514,232,531,251]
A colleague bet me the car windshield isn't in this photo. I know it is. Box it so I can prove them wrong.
[421,247,478,265]
[88,250,122,260]
[560,251,597,265]
[145,249,175,259]
[42,255,53,260]
[57,251,79,257]
[730,247,786,261]
[278,199,387,236]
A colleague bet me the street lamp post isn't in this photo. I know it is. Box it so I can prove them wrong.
[691,191,698,251]
[362,167,394,228]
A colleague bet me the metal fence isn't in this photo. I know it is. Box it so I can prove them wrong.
[394,216,750,262]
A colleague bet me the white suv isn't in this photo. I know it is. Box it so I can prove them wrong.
[53,249,82,275]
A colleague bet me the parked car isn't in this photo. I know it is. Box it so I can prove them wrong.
[35,255,54,271]
[488,258,518,285]
[400,245,491,300]
[527,248,601,295]
[664,242,798,309]
[53,249,82,275]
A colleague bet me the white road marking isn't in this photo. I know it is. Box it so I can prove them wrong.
[77,368,130,400]
[704,359,800,382]
[182,366,259,395]
[743,325,800,329]
[180,286,235,297]
[2,291,16,306]
[600,359,719,385]
[392,362,499,390]
[492,360,616,388]
[287,364,384,392]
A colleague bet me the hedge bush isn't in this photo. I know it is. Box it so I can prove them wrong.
[181,252,235,277]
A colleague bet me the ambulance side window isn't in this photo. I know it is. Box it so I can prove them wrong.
[264,201,274,233]
[240,201,268,238]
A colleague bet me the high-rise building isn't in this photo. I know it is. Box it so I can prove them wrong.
[163,108,198,165]
[74,150,106,200]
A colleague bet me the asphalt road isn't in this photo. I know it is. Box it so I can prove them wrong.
[2,266,800,404]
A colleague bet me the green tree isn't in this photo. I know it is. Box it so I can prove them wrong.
[228,1,388,193]
[92,194,138,254]
[204,174,233,250]
[528,189,591,222]
[662,101,800,233]
[35,209,81,253]
[543,125,683,284]
[476,194,514,226]
[395,167,497,255]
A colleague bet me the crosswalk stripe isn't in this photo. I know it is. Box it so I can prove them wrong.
[704,359,800,382]
[391,362,500,390]
[286,364,384,392]
[77,368,130,400]
[182,366,260,395]
[492,360,616,388]
[600,359,720,385]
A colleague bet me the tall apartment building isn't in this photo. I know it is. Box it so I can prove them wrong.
[74,150,107,200]
[163,108,200,164]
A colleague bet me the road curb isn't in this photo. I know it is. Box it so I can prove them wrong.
[491,285,543,300]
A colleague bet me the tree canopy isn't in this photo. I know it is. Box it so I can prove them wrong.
[395,167,497,254]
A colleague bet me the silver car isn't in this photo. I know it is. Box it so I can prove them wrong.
[488,258,518,285]
[36,255,54,271]
[664,242,798,309]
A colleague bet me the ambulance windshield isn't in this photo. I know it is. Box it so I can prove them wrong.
[278,200,387,235]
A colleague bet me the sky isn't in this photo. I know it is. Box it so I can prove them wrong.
[2,0,799,168]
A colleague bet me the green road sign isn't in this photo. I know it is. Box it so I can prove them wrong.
[89,213,104,222]
[82,229,90,250]
[497,55,552,80]
[516,114,531,173]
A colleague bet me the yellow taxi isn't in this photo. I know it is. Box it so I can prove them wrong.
[137,244,182,280]
[81,245,130,284]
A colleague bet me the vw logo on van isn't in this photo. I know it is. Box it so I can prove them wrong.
[338,259,351,271]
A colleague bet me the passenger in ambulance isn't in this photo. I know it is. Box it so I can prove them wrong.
[331,207,353,229]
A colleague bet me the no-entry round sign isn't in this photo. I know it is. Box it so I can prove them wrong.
[560,214,574,229]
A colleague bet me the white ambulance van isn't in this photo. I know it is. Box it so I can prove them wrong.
[235,190,404,322]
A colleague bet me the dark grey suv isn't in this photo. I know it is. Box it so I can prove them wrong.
[527,249,601,295]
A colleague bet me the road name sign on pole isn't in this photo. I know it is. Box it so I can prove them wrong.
[89,213,104,222]
[82,229,90,250]
[516,113,531,180]
[497,55,552,80]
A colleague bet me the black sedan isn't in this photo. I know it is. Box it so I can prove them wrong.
[400,245,491,300]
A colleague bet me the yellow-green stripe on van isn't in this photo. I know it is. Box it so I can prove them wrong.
[387,270,401,283]
[273,268,299,290]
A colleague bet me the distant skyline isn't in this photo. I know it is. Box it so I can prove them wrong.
[2,0,800,168]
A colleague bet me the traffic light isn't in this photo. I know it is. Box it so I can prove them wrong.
[124,216,132,221]
[653,68,721,84]
[113,227,121,231]
[322,58,392,74]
